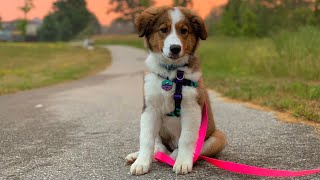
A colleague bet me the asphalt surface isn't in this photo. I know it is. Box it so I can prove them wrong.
[0,45,319,180]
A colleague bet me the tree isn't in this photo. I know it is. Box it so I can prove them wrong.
[0,16,2,30]
[16,20,28,37]
[76,14,101,38]
[107,0,155,22]
[217,0,242,36]
[311,0,320,26]
[276,0,313,29]
[38,14,59,41]
[18,0,34,37]
[38,0,100,41]
[19,0,34,20]
[173,0,193,7]
[240,3,257,36]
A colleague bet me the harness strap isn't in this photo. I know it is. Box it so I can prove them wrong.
[167,70,198,117]
[184,79,198,87]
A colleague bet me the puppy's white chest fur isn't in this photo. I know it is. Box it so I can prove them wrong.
[144,73,198,149]
[144,74,173,111]
[144,54,201,150]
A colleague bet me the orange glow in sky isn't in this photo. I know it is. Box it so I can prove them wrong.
[0,0,227,25]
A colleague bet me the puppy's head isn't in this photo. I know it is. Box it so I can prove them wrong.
[135,6,207,63]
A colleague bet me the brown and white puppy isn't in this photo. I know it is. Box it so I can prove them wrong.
[126,6,226,175]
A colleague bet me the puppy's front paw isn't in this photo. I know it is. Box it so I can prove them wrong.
[173,159,193,175]
[130,160,151,175]
[125,152,139,164]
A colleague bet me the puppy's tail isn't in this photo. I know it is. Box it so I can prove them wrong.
[200,129,226,157]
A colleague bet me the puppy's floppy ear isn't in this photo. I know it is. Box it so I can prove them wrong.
[191,15,208,40]
[135,9,152,37]
[135,6,170,37]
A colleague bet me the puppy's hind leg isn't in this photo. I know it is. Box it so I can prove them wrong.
[126,152,139,164]
[154,134,170,154]
[200,129,226,157]
[169,148,178,160]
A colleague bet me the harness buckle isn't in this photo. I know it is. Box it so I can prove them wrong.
[176,70,185,82]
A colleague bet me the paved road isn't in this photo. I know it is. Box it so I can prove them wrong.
[0,46,319,180]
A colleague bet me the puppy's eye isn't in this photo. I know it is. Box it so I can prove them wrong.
[160,27,168,33]
[181,28,188,35]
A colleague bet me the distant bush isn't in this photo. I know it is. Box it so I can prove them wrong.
[208,0,320,37]
[38,0,100,41]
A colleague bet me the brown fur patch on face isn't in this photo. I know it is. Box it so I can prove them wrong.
[178,7,208,40]
[135,6,173,52]
[174,18,198,57]
[169,8,208,71]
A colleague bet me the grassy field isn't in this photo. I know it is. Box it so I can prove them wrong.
[200,27,320,122]
[0,43,111,95]
[94,27,320,122]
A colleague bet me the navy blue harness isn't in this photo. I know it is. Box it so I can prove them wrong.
[158,70,198,117]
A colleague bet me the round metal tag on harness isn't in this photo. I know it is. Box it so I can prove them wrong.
[161,79,173,91]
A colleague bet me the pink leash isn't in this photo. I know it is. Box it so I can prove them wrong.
[154,102,320,177]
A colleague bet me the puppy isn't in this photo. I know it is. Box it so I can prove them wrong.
[126,6,226,175]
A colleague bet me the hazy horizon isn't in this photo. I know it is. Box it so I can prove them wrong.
[0,0,227,26]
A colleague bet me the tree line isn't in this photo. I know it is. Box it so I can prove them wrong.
[4,0,319,41]
[108,0,192,22]
[109,0,320,37]
[209,0,320,37]
[39,0,192,41]
[0,0,100,41]
[38,0,192,41]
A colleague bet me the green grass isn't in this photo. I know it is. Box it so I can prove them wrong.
[94,27,320,122]
[0,43,111,95]
[200,27,320,122]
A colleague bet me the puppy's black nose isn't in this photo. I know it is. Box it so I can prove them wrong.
[170,45,181,55]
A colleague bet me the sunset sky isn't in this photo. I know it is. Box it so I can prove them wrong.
[0,0,227,26]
